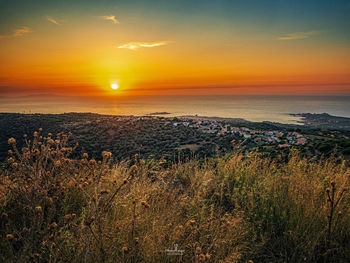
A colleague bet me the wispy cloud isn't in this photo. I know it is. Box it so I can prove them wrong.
[279,30,320,40]
[117,41,169,50]
[13,26,32,37]
[0,26,32,38]
[46,16,61,25]
[100,15,119,24]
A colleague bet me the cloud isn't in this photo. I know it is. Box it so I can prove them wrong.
[46,16,61,25]
[278,31,320,40]
[0,26,32,38]
[117,41,169,50]
[13,26,32,37]
[101,15,119,24]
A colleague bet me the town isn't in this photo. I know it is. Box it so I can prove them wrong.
[174,119,307,148]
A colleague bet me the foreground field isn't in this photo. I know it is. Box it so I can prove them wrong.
[0,131,349,262]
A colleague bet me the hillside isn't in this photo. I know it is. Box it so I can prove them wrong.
[0,130,349,262]
[1,113,350,165]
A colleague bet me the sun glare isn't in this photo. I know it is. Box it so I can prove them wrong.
[111,83,119,90]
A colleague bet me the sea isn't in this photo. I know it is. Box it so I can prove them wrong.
[1,95,349,124]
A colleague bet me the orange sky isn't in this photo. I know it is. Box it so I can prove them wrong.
[1,0,349,97]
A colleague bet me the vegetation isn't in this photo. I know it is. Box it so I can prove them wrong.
[1,113,350,165]
[1,130,349,262]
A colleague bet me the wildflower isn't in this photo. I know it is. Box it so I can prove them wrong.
[55,140,60,145]
[39,128,43,132]
[51,222,58,229]
[8,149,13,155]
[35,206,43,213]
[48,133,52,137]
[83,153,89,159]
[7,157,14,164]
[55,160,61,167]
[205,254,211,260]
[8,137,16,145]
[12,162,18,169]
[34,131,38,137]
[23,134,27,138]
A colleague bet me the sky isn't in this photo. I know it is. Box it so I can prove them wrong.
[0,0,349,97]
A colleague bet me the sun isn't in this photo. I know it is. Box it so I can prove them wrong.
[111,83,119,90]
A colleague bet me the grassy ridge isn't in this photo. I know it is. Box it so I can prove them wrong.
[0,131,349,262]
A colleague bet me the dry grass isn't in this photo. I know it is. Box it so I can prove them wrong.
[0,131,349,262]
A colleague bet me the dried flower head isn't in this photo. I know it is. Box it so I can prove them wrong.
[8,137,16,145]
[89,159,97,165]
[102,151,112,159]
[6,234,15,240]
[35,206,43,213]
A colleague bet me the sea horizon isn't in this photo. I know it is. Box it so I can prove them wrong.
[1,94,349,124]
